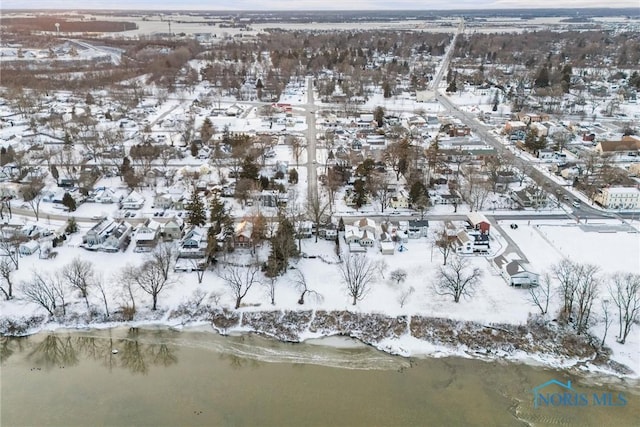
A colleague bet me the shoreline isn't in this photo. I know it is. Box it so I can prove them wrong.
[2,307,637,380]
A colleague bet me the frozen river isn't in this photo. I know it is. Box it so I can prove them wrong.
[1,327,639,426]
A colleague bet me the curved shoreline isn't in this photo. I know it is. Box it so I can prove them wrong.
[1,307,637,379]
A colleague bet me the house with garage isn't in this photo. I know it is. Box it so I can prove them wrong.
[505,260,539,287]
[467,212,490,235]
[134,219,162,252]
[121,190,145,210]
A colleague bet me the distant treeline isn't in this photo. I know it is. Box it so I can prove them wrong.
[0,17,138,33]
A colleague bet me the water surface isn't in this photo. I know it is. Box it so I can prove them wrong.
[1,327,638,426]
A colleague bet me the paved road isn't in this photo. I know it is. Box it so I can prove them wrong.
[304,76,318,201]
[435,93,621,221]
[430,18,464,91]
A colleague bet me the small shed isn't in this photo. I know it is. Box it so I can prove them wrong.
[19,240,39,255]
[379,241,395,255]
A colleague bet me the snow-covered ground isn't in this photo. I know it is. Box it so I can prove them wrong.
[1,215,638,377]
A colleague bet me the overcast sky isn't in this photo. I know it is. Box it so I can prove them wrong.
[2,0,638,10]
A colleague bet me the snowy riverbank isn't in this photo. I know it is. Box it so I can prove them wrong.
[1,307,635,379]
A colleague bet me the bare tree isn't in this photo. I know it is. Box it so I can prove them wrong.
[118,266,138,314]
[432,226,455,265]
[608,273,640,344]
[218,263,261,309]
[189,258,208,284]
[21,177,45,221]
[291,269,323,305]
[0,258,15,300]
[95,275,110,319]
[133,260,173,311]
[306,192,330,243]
[573,263,599,335]
[0,233,23,270]
[528,273,552,315]
[21,271,67,316]
[390,269,408,285]
[434,256,482,303]
[552,258,578,318]
[149,243,178,282]
[600,298,613,348]
[287,135,304,167]
[62,257,95,309]
[397,285,415,308]
[339,254,376,305]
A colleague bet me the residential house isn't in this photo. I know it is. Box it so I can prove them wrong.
[595,135,640,155]
[91,187,122,204]
[179,226,209,258]
[344,226,361,245]
[234,221,253,248]
[455,231,473,254]
[467,212,490,235]
[162,218,184,241]
[512,186,547,209]
[296,221,313,239]
[102,222,132,252]
[121,190,145,210]
[407,220,429,238]
[389,189,409,209]
[83,218,132,252]
[354,218,376,237]
[505,260,540,287]
[360,230,375,247]
[593,187,640,210]
[134,219,162,252]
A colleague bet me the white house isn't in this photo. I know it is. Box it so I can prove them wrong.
[505,260,539,287]
[134,219,162,252]
[121,190,145,210]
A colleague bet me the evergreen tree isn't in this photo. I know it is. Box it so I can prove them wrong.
[288,168,298,184]
[352,179,367,210]
[50,164,59,184]
[267,215,298,276]
[446,79,457,93]
[185,187,206,227]
[62,192,76,212]
[65,217,78,234]
[207,193,233,256]
[240,156,259,181]
[200,117,214,145]
[190,140,199,157]
[373,106,385,128]
[534,67,550,88]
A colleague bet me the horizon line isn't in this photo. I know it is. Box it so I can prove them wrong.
[1,7,639,12]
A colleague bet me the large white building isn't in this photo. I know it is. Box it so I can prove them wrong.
[594,187,640,210]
